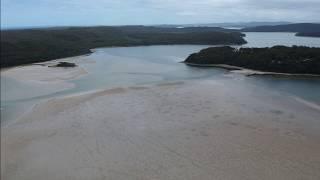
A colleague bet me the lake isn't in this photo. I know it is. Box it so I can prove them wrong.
[1,32,320,123]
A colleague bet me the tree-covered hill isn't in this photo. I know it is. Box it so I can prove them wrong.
[242,23,320,33]
[1,26,246,68]
[184,46,320,74]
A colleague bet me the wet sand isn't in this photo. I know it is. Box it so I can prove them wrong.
[0,56,91,122]
[1,60,87,102]
[2,80,320,180]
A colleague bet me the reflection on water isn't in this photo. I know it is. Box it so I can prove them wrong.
[1,33,320,122]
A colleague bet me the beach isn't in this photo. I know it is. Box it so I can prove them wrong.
[184,62,320,77]
[2,78,320,180]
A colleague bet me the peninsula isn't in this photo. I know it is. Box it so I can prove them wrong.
[184,46,320,75]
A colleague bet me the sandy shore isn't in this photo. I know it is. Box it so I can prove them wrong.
[184,62,320,77]
[2,80,320,180]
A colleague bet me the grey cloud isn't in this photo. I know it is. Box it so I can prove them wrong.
[2,0,319,28]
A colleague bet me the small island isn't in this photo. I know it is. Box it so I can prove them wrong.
[184,46,320,75]
[53,62,77,67]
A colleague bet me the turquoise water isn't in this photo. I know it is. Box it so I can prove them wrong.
[1,32,320,122]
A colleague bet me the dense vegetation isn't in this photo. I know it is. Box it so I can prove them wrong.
[1,26,246,68]
[184,46,320,74]
[296,32,320,38]
[242,23,320,33]
[156,22,291,28]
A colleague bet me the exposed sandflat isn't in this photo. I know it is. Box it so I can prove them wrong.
[1,59,87,102]
[2,80,320,180]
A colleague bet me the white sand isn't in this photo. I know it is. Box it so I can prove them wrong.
[2,80,320,180]
[232,69,320,77]
[184,62,320,77]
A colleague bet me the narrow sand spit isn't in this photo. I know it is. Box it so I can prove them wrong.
[184,62,320,77]
[2,81,320,180]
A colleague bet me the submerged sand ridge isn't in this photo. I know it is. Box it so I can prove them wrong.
[2,80,320,180]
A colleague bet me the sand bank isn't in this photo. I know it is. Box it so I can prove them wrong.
[1,58,88,102]
[184,62,320,77]
[2,80,320,180]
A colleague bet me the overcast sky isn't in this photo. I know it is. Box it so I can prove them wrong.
[1,0,320,28]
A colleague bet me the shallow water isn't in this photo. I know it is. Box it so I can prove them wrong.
[1,32,320,122]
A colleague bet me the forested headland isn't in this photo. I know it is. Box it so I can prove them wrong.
[184,46,320,74]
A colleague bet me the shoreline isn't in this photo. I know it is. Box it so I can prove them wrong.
[0,52,93,72]
[183,62,320,77]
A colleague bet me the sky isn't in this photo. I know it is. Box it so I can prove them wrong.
[1,0,320,28]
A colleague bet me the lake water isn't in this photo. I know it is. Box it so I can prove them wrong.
[1,32,320,122]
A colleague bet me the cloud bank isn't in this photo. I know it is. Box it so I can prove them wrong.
[2,0,320,28]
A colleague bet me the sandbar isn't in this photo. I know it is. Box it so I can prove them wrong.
[2,80,320,180]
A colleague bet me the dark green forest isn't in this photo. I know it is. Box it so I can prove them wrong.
[185,46,320,74]
[1,26,246,67]
[296,32,320,37]
[242,23,320,38]
[242,23,320,33]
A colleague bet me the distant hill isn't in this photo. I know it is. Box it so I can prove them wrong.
[155,22,292,28]
[116,25,237,33]
[242,23,320,33]
[1,26,246,68]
